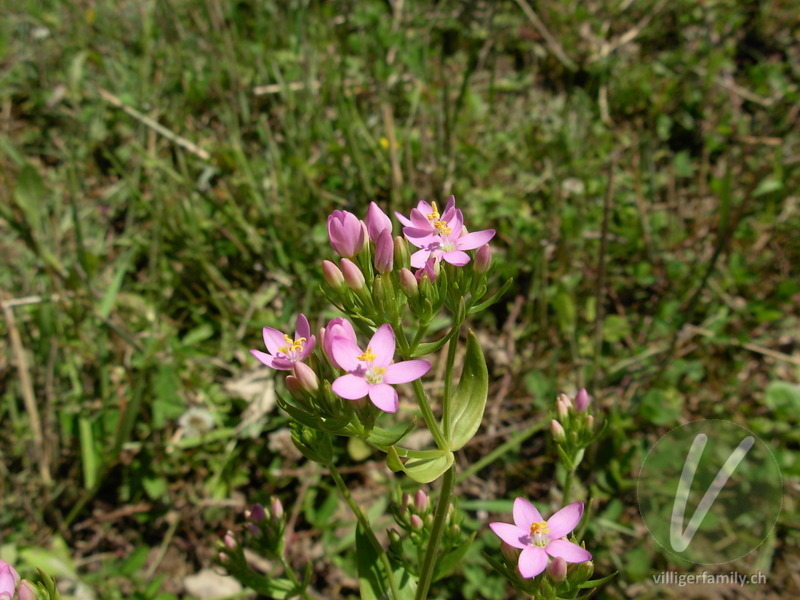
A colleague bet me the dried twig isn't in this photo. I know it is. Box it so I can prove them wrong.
[514,0,577,71]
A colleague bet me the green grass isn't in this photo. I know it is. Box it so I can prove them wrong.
[1,1,799,598]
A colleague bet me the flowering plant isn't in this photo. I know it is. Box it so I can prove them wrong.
[221,198,609,599]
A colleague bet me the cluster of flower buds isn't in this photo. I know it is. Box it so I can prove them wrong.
[389,490,463,564]
[243,499,286,560]
[0,560,58,600]
[550,389,604,470]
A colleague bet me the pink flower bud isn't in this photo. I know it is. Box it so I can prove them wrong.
[586,415,595,429]
[0,560,20,598]
[550,419,566,442]
[223,532,236,550]
[323,318,357,369]
[414,490,429,512]
[474,244,492,274]
[547,556,568,581]
[322,260,345,289]
[271,497,284,520]
[558,393,573,409]
[249,503,266,522]
[574,388,590,412]
[365,202,392,242]
[374,230,394,274]
[500,541,520,563]
[340,258,365,291]
[327,210,366,258]
[401,493,412,507]
[399,268,418,298]
[415,256,437,283]
[17,580,38,600]
[293,362,319,393]
[285,376,304,400]
[557,398,570,420]
[247,523,259,536]
[410,514,423,531]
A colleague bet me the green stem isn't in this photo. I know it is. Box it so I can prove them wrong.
[328,464,400,600]
[563,467,575,505]
[441,328,460,441]
[411,378,447,449]
[279,555,313,600]
[415,465,455,600]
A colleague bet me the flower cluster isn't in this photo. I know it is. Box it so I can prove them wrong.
[0,560,43,600]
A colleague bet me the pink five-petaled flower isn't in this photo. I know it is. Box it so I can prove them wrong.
[327,210,366,258]
[404,206,495,268]
[490,499,591,578]
[395,196,457,232]
[330,324,430,413]
[251,314,316,371]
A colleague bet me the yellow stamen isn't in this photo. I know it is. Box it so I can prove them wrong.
[530,521,550,536]
[427,201,440,221]
[282,334,306,353]
[357,346,377,362]
[433,220,451,235]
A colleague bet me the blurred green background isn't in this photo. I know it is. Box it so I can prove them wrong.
[1,0,798,598]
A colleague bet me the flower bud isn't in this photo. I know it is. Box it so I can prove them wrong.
[17,580,38,600]
[574,388,590,412]
[249,503,266,522]
[366,202,392,242]
[223,532,237,550]
[0,560,20,598]
[218,552,228,563]
[271,497,284,520]
[557,398,570,420]
[322,260,345,289]
[285,376,304,400]
[293,362,319,394]
[547,556,568,581]
[414,490,429,513]
[399,268,418,298]
[474,244,492,273]
[500,541,520,563]
[340,258,365,291]
[374,230,394,274]
[394,235,410,268]
[410,514,423,531]
[550,419,566,442]
[327,210,365,258]
[388,528,403,546]
[247,523,259,536]
[586,415,595,429]
[558,393,573,409]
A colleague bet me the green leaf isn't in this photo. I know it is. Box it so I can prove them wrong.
[578,570,618,589]
[434,532,475,581]
[764,380,800,422]
[356,524,388,600]
[411,325,459,358]
[363,419,416,446]
[445,330,488,451]
[386,446,454,483]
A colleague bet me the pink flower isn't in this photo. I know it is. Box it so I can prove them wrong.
[415,255,437,283]
[395,197,456,231]
[403,204,495,268]
[329,324,431,413]
[251,314,316,371]
[365,202,392,243]
[327,210,366,258]
[0,560,20,599]
[323,317,358,369]
[489,499,591,578]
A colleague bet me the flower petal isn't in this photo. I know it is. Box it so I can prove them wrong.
[295,313,311,340]
[410,208,432,230]
[395,211,413,227]
[410,249,432,269]
[456,229,496,250]
[489,522,529,549]
[332,374,369,400]
[513,497,544,529]
[368,383,398,412]
[369,324,395,367]
[299,335,316,359]
[330,338,364,372]
[442,250,470,266]
[250,349,292,370]
[518,546,548,578]
[547,502,584,539]
[384,360,431,384]
[546,539,592,563]
[262,327,287,356]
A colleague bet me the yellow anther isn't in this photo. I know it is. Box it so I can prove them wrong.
[427,201,440,221]
[282,334,306,353]
[433,219,451,235]
[530,521,550,536]
[357,346,377,362]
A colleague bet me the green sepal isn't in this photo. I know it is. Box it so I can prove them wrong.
[578,571,617,589]
[410,325,459,358]
[363,419,416,447]
[445,330,488,451]
[289,422,333,465]
[468,277,514,314]
[386,446,454,483]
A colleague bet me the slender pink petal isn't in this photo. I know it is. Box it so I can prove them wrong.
[332,374,370,400]
[546,539,592,563]
[410,208,432,230]
[368,383,398,412]
[366,202,392,242]
[518,546,549,578]
[384,360,431,384]
[369,324,395,367]
[250,349,292,370]
[295,314,311,340]
[442,250,470,266]
[489,522,529,549]
[513,497,543,530]
[410,249,432,268]
[395,211,412,227]
[330,338,364,372]
[547,502,584,539]
[262,327,287,355]
[298,335,316,360]
[456,229,496,250]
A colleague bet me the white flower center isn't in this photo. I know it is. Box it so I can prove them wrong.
[440,240,455,252]
[365,366,386,384]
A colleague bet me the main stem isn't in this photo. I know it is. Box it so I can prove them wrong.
[328,464,400,600]
[280,555,313,600]
[415,465,455,600]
